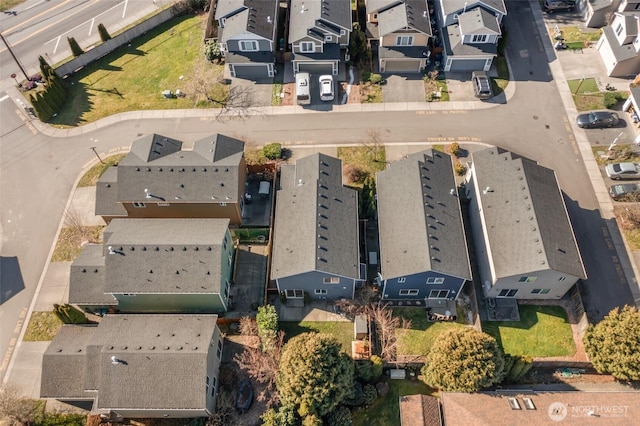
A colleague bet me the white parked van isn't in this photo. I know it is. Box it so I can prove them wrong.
[295,72,311,105]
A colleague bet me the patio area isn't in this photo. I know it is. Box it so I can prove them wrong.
[486,297,520,321]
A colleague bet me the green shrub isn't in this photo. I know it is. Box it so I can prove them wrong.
[447,142,461,157]
[326,406,352,426]
[604,92,624,109]
[363,383,378,405]
[454,162,467,176]
[370,355,383,379]
[204,40,221,62]
[263,143,282,160]
[344,381,364,406]
[370,73,383,84]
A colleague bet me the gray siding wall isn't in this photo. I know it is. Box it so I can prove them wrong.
[111,409,208,419]
[490,270,579,300]
[465,174,494,297]
[205,326,223,414]
[382,271,465,300]
[220,229,235,305]
[226,38,273,53]
[277,270,355,300]
[114,293,225,313]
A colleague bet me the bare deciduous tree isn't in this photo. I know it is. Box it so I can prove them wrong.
[183,59,262,121]
[367,303,412,362]
[238,316,259,338]
[205,390,238,426]
[234,331,284,406]
[0,384,41,426]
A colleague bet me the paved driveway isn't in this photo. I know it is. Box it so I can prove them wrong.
[382,74,425,102]
[229,77,274,107]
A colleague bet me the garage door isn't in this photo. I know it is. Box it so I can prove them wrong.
[383,60,421,73]
[449,59,489,72]
[297,62,335,75]
[231,64,270,80]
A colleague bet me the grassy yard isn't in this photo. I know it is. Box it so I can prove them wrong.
[0,0,22,11]
[280,321,353,352]
[48,14,226,126]
[425,78,450,102]
[548,26,602,44]
[51,226,104,262]
[615,205,640,250]
[361,81,383,103]
[568,78,628,111]
[394,308,467,356]
[78,154,126,187]
[338,144,387,186]
[352,380,437,426]
[591,144,640,165]
[482,305,575,357]
[23,311,63,341]
[493,56,510,94]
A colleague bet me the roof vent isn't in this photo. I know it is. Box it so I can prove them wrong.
[483,187,493,194]
[108,246,116,255]
[267,16,272,23]
[111,356,127,365]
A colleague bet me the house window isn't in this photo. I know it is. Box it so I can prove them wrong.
[397,277,406,283]
[224,280,230,299]
[325,35,332,42]
[429,290,449,298]
[300,42,315,53]
[531,289,551,294]
[323,277,340,284]
[206,376,210,394]
[122,293,136,296]
[471,34,488,43]
[498,289,518,297]
[396,36,413,46]
[211,376,217,397]
[340,29,346,36]
[223,239,227,252]
[239,40,258,51]
[286,289,304,298]
[220,202,227,207]
[518,276,537,283]
[228,255,232,266]
[426,277,445,284]
[615,23,624,36]
[132,202,146,208]
[399,289,419,296]
[558,276,567,282]
[315,289,328,295]
[157,202,170,207]
[217,340,223,359]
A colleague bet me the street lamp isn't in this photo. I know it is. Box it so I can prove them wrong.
[10,73,20,87]
[90,146,105,165]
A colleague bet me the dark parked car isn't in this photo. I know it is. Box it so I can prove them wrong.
[576,111,619,128]
[544,0,575,13]
[609,183,640,201]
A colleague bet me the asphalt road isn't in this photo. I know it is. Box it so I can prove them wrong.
[0,0,637,382]
[0,0,170,81]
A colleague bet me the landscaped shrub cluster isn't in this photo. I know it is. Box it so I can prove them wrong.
[263,143,283,160]
[29,56,68,122]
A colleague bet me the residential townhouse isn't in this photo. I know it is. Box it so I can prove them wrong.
[437,0,506,71]
[41,314,223,419]
[366,0,433,73]
[465,148,586,300]
[596,1,640,77]
[215,0,279,79]
[96,133,247,225]
[69,218,235,314]
[271,153,363,301]
[376,150,472,303]
[288,0,352,75]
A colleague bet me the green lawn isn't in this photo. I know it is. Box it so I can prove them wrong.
[394,308,467,356]
[568,78,599,94]
[280,321,353,352]
[482,305,576,357]
[78,154,126,187]
[568,78,628,111]
[548,26,602,44]
[23,311,63,341]
[352,380,437,426]
[48,14,226,126]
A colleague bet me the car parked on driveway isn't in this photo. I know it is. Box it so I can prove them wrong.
[609,183,640,201]
[576,111,619,128]
[319,75,334,102]
[471,71,493,100]
[605,162,640,180]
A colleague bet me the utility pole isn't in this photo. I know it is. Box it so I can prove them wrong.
[0,31,29,81]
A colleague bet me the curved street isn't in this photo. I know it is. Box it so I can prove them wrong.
[1,0,638,385]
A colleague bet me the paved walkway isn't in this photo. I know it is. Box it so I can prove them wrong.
[4,0,640,402]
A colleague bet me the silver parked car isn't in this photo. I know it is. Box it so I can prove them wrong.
[605,162,640,180]
[319,75,334,102]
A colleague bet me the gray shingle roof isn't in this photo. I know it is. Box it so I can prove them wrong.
[95,167,127,217]
[293,43,341,61]
[367,0,401,13]
[69,244,117,306]
[41,325,98,399]
[440,0,506,16]
[470,148,586,279]
[289,0,352,43]
[378,0,432,36]
[376,150,471,281]
[102,219,229,294]
[115,134,244,204]
[271,154,360,280]
[457,7,501,35]
[217,0,278,42]
[378,45,430,59]
[41,315,219,410]
[443,22,498,55]
[601,25,639,63]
